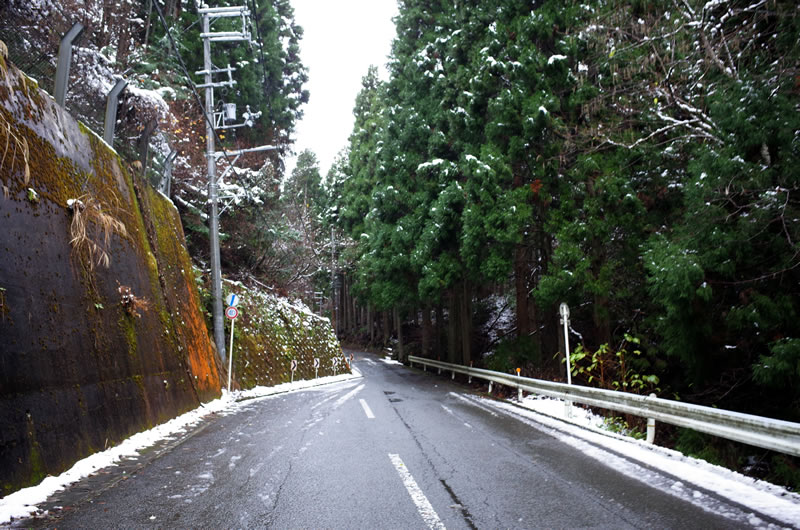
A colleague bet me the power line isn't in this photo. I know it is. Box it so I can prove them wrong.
[150,0,242,178]
[151,0,286,277]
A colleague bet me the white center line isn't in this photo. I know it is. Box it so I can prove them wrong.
[388,454,445,530]
[359,398,375,419]
[333,384,364,410]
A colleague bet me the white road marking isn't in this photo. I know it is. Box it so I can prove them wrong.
[360,398,375,419]
[442,404,471,428]
[332,384,364,410]
[365,359,377,366]
[450,392,498,416]
[388,454,446,530]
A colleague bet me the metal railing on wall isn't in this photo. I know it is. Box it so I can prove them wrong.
[407,355,800,458]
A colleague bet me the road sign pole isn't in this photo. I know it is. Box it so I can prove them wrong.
[559,303,573,418]
[227,315,235,392]
[559,303,572,385]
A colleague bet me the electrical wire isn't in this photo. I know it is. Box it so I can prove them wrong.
[151,0,295,252]
[248,0,274,114]
[150,0,243,180]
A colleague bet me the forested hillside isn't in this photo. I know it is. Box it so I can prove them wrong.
[327,0,800,428]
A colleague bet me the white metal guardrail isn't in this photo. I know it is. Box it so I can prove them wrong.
[407,355,800,457]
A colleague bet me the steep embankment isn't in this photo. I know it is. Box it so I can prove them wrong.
[224,281,345,388]
[0,49,223,493]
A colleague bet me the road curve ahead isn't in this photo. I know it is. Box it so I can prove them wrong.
[18,350,788,529]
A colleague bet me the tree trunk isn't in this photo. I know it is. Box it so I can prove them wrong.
[435,305,444,357]
[165,0,182,18]
[340,274,347,332]
[421,306,431,357]
[398,309,405,362]
[514,244,530,339]
[447,290,458,363]
[586,177,611,346]
[143,0,153,52]
[394,308,405,362]
[460,281,472,365]
[100,1,114,48]
[594,293,611,346]
[137,118,158,173]
[350,288,358,332]
[368,303,374,345]
[382,311,390,345]
[115,8,132,67]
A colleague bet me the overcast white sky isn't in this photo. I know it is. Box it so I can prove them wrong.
[284,0,399,180]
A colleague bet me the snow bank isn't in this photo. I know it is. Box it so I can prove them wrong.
[0,373,361,524]
[457,393,800,527]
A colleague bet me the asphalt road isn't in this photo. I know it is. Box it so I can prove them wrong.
[18,350,763,529]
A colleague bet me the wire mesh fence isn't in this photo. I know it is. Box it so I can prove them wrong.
[0,24,57,96]
[0,4,175,197]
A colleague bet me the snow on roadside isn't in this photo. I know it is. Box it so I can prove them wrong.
[380,355,403,366]
[456,393,800,528]
[0,371,361,525]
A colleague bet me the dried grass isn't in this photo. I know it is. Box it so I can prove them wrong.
[0,115,30,185]
[68,193,128,270]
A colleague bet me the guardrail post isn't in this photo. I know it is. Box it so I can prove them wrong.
[468,361,472,384]
[488,381,492,394]
[54,22,84,107]
[437,357,441,375]
[646,392,656,443]
[451,369,455,380]
[103,79,128,145]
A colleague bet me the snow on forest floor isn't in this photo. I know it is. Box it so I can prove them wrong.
[0,371,362,525]
[465,392,800,528]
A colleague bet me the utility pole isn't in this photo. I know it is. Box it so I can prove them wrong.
[197,6,274,361]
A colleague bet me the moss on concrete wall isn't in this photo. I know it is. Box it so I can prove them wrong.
[0,51,222,494]
[223,281,346,389]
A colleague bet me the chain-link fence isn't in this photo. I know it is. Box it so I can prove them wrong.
[0,4,175,197]
[0,16,58,96]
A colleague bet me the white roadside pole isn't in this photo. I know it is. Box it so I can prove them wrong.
[225,299,239,392]
[559,303,573,417]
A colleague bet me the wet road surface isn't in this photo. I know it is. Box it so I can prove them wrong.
[17,350,763,529]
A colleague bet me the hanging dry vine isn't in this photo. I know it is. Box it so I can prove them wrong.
[67,193,128,270]
[0,114,30,186]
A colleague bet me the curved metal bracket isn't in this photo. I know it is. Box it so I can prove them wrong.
[54,22,84,106]
[103,79,128,146]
